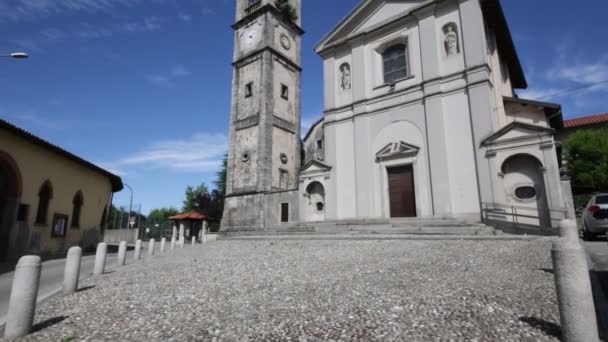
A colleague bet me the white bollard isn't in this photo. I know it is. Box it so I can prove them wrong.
[192,236,196,246]
[94,243,108,276]
[202,222,207,244]
[117,241,127,266]
[171,237,176,250]
[4,256,41,338]
[160,237,166,253]
[552,219,599,342]
[179,223,185,248]
[134,240,142,260]
[63,246,82,294]
[172,225,177,242]
[148,238,155,257]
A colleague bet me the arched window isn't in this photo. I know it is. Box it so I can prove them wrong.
[71,191,84,228]
[382,43,408,84]
[35,180,53,225]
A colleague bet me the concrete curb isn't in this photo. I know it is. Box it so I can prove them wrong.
[219,234,549,241]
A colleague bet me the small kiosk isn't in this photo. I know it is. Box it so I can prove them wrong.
[169,212,208,243]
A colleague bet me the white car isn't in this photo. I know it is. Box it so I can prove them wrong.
[582,193,608,240]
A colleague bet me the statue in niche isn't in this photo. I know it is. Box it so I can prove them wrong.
[444,24,459,56]
[339,63,351,90]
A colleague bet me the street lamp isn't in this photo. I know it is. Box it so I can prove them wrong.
[0,52,29,59]
[123,183,133,229]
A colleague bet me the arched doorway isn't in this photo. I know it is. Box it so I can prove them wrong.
[305,182,325,222]
[0,151,22,261]
[501,154,551,228]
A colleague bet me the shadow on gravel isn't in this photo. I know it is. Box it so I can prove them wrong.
[539,268,554,274]
[519,316,562,339]
[31,316,68,333]
[590,270,608,340]
[77,285,96,292]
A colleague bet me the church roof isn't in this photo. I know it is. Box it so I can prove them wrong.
[314,0,527,89]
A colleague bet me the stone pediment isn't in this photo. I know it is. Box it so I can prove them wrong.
[376,141,419,162]
[300,159,332,174]
[482,121,554,147]
[315,0,426,53]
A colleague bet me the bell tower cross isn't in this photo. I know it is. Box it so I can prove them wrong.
[221,0,303,230]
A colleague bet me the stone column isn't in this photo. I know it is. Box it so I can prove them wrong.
[4,256,41,338]
[94,243,107,276]
[134,240,142,260]
[160,237,166,253]
[172,225,177,242]
[552,219,599,342]
[63,247,82,293]
[192,236,196,246]
[148,238,155,257]
[179,223,185,247]
[171,237,176,250]
[117,241,127,266]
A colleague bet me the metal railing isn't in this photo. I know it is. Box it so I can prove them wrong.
[481,202,569,230]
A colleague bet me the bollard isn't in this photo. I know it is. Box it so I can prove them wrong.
[134,239,142,260]
[551,220,599,342]
[179,223,185,247]
[160,237,166,253]
[202,221,207,244]
[172,225,177,242]
[117,241,127,266]
[171,237,176,250]
[94,243,108,276]
[148,238,155,257]
[5,256,42,338]
[63,246,82,293]
[192,236,196,246]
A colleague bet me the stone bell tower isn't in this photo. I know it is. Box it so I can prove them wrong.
[221,0,303,230]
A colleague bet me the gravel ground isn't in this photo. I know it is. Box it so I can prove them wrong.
[3,239,560,341]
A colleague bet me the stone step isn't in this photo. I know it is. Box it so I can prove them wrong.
[221,225,496,237]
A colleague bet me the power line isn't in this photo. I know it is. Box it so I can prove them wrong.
[534,78,608,101]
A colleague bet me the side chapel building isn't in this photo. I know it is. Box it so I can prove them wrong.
[221,0,573,231]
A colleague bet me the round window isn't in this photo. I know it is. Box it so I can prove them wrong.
[515,186,537,200]
[316,202,324,212]
[241,152,250,162]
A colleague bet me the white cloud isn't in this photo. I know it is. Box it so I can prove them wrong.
[0,0,142,22]
[201,8,216,16]
[146,65,191,87]
[104,133,227,173]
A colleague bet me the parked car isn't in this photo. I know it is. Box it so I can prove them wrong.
[582,193,608,240]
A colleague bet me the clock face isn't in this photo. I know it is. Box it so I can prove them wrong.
[244,29,259,49]
[280,34,291,51]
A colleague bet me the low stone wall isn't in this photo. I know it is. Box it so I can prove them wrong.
[103,229,139,244]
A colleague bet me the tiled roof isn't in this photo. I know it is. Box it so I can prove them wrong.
[169,212,208,221]
[564,113,608,128]
[0,119,123,192]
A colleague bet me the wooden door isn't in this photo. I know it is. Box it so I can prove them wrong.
[388,165,416,218]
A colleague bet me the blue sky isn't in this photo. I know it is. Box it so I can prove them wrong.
[1,0,606,214]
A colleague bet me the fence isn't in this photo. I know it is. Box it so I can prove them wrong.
[481,202,569,235]
[103,228,140,244]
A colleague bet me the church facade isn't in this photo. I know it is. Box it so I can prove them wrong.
[222,0,573,231]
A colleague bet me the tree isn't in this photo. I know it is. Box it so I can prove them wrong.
[147,207,180,225]
[214,153,228,196]
[564,128,608,191]
[275,0,297,21]
[183,183,209,212]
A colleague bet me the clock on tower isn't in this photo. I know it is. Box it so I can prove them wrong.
[221,0,303,231]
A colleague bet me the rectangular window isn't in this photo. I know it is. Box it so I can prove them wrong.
[382,43,409,84]
[245,82,253,98]
[281,203,289,223]
[279,169,288,189]
[316,139,323,150]
[281,84,289,100]
[51,214,68,238]
[16,204,29,222]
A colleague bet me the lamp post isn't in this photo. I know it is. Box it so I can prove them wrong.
[0,52,28,59]
[124,183,133,229]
